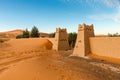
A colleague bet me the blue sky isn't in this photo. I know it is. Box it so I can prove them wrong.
[0,0,120,34]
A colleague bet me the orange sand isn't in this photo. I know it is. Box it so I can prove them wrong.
[0,30,23,38]
[89,53,120,64]
[4,38,53,52]
[0,58,61,80]
[0,38,78,80]
[0,38,120,80]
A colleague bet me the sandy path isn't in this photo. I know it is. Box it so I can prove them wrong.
[0,50,120,80]
[0,50,78,80]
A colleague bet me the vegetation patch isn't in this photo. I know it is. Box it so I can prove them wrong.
[68,32,77,48]
[16,26,39,39]
[108,33,120,37]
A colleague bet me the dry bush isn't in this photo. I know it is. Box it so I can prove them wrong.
[0,38,10,43]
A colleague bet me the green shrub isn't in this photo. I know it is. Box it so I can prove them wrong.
[49,32,55,38]
[16,34,23,39]
[23,29,30,38]
[108,33,120,37]
[16,28,30,39]
[68,32,77,48]
[30,26,39,38]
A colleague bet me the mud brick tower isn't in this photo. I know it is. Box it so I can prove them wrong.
[53,28,69,50]
[73,24,95,57]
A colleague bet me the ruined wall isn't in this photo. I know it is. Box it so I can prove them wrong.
[53,28,69,50]
[73,24,95,57]
[90,37,120,59]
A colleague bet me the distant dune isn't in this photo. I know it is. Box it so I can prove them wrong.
[0,29,23,38]
[0,30,50,39]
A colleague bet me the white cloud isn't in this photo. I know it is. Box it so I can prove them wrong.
[87,0,120,22]
[89,13,120,23]
[115,16,120,22]
[61,0,120,22]
[89,14,113,20]
[62,0,120,7]
[114,11,120,22]
[99,0,120,8]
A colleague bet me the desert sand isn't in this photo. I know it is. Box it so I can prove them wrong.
[0,30,23,38]
[0,30,49,39]
[0,38,120,80]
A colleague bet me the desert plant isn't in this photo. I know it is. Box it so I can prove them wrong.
[16,29,30,39]
[23,29,30,38]
[108,32,120,37]
[49,32,55,38]
[68,32,77,48]
[16,34,23,39]
[30,26,39,38]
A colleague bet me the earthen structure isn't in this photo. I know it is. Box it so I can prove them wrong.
[89,37,120,59]
[73,23,120,59]
[73,24,95,57]
[48,24,120,59]
[52,28,69,50]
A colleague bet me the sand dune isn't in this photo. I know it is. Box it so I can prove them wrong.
[6,38,52,51]
[0,30,23,38]
[0,38,53,54]
[0,29,50,39]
